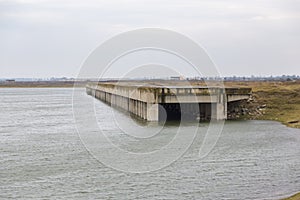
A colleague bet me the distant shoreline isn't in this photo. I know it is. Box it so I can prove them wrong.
[0,81,86,88]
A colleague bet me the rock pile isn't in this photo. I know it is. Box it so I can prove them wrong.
[227,95,267,120]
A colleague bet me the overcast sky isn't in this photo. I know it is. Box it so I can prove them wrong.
[0,0,299,78]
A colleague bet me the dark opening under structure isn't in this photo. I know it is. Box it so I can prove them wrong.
[158,103,212,121]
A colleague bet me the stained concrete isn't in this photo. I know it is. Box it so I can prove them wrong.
[86,82,251,121]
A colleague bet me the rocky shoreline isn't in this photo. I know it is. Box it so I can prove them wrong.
[227,96,267,120]
[225,81,300,129]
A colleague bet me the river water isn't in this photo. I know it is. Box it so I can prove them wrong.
[0,88,299,199]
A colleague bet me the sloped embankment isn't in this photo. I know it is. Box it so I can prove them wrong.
[225,81,300,129]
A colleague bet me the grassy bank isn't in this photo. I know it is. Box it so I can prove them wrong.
[224,81,300,129]
[282,192,300,200]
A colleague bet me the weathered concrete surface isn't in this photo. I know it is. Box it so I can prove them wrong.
[86,82,251,121]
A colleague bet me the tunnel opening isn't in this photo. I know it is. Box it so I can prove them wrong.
[158,103,212,121]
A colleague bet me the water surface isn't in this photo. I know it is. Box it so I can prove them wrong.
[0,88,299,199]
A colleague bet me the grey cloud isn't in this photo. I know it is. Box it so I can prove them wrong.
[0,0,299,77]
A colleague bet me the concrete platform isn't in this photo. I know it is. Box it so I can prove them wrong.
[86,81,251,121]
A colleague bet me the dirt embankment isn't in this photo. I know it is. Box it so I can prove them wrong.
[224,81,300,129]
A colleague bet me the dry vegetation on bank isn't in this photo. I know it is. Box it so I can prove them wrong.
[223,80,300,129]
[282,192,300,200]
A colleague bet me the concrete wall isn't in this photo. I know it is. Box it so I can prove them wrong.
[87,86,158,121]
[86,84,251,122]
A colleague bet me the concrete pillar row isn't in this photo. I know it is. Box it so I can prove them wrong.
[85,84,250,121]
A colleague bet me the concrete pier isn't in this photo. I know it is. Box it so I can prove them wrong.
[86,82,251,121]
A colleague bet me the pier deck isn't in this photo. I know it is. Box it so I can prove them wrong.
[86,82,251,121]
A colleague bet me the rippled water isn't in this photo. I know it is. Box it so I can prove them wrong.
[0,88,299,199]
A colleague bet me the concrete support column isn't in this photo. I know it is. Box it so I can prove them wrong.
[147,103,159,121]
[136,100,139,117]
[137,101,139,116]
[139,101,142,118]
[134,100,137,115]
[139,101,141,118]
[124,97,126,110]
[144,102,147,119]
[211,92,227,120]
[211,103,227,120]
[133,100,135,114]
[129,99,131,113]
[127,98,129,110]
[110,94,113,105]
[141,102,144,119]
